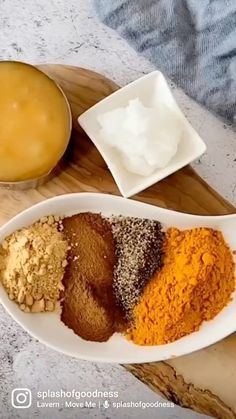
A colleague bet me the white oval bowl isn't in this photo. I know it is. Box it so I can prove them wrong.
[0,193,235,363]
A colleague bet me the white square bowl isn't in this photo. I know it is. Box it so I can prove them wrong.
[78,71,206,198]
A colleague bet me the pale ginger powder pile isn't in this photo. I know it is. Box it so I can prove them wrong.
[0,216,68,313]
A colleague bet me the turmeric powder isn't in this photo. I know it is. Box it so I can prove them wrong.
[128,227,235,345]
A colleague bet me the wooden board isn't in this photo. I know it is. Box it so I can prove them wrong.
[1,65,236,418]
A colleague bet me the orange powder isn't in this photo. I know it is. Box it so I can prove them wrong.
[128,227,235,345]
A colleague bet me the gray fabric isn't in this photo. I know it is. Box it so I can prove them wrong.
[94,0,236,124]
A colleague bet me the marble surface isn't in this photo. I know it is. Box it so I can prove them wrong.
[0,0,235,418]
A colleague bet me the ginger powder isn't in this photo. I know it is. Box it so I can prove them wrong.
[0,216,68,313]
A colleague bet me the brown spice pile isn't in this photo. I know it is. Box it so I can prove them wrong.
[109,216,164,318]
[0,216,68,313]
[129,227,235,345]
[61,213,125,342]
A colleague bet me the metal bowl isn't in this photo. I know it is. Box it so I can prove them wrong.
[0,168,56,191]
[0,61,72,190]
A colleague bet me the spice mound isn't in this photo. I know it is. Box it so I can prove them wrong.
[110,216,164,318]
[61,213,125,342]
[128,227,235,345]
[0,216,68,313]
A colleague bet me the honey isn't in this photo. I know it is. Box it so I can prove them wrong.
[0,62,71,181]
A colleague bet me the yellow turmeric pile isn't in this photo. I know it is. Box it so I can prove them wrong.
[128,227,235,345]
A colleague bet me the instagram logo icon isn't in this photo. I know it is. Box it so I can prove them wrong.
[11,388,32,409]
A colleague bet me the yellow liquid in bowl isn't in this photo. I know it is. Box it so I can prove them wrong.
[0,62,71,181]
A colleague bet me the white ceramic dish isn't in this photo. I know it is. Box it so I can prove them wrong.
[78,71,206,198]
[0,193,235,364]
